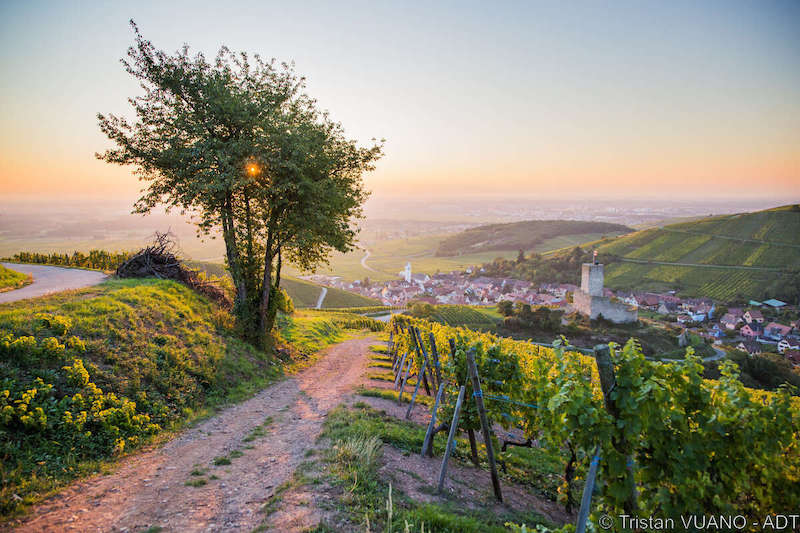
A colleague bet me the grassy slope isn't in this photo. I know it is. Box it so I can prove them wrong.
[279,276,380,308]
[596,205,800,300]
[186,261,380,309]
[436,220,631,256]
[0,278,372,516]
[0,265,31,292]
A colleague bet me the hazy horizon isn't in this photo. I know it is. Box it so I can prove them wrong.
[2,0,799,202]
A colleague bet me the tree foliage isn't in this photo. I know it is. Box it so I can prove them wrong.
[97,21,383,345]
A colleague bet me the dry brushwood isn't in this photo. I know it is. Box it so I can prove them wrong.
[116,231,231,308]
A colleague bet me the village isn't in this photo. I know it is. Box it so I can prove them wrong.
[303,261,800,366]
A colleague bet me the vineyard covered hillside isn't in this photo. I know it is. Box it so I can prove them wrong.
[388,315,800,527]
[597,204,800,301]
[436,220,632,256]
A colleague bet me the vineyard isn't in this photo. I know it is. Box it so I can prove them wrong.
[386,315,800,531]
[5,250,134,272]
[409,304,501,330]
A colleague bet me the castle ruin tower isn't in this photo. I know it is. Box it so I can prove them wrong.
[581,263,604,297]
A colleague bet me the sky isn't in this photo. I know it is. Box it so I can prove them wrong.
[1,0,799,204]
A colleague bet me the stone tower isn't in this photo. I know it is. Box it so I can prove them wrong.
[581,263,604,297]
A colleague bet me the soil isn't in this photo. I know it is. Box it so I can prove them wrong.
[8,334,572,532]
[7,335,378,533]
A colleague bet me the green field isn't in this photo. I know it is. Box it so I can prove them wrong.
[596,204,800,301]
[284,229,616,283]
[435,219,631,256]
[408,304,502,331]
[186,261,380,309]
[0,265,30,292]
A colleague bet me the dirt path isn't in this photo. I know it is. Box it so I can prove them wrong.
[0,263,107,304]
[9,335,377,533]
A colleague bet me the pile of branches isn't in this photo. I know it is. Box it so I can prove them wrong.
[116,231,231,308]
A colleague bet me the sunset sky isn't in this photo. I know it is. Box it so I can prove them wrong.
[1,0,799,203]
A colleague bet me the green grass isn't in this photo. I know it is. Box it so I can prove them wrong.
[0,278,375,518]
[315,403,555,532]
[243,416,274,442]
[357,386,434,408]
[0,264,31,292]
[275,309,383,356]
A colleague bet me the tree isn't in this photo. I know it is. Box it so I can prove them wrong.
[97,22,383,346]
[497,300,514,317]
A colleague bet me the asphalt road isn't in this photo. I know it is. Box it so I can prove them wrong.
[0,263,108,304]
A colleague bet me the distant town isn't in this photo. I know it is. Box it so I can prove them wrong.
[303,261,800,366]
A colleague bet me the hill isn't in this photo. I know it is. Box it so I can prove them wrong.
[435,220,632,257]
[186,261,380,308]
[596,204,800,301]
[0,278,381,515]
[478,205,800,302]
[0,265,31,292]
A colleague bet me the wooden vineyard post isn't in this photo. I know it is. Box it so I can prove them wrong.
[465,347,503,502]
[412,327,432,396]
[406,342,430,419]
[428,332,443,390]
[422,381,446,457]
[593,344,638,515]
[575,447,601,533]
[388,329,394,365]
[397,357,413,403]
[437,385,465,494]
[393,352,408,387]
[467,429,480,466]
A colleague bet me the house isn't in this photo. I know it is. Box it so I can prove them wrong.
[677,314,693,324]
[707,324,725,339]
[741,323,764,339]
[737,340,762,355]
[764,322,792,341]
[778,338,800,354]
[720,313,740,330]
[743,309,764,324]
[727,307,745,319]
[786,349,800,366]
[657,301,680,315]
[636,293,661,309]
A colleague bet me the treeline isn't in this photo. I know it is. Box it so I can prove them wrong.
[479,246,616,285]
[6,250,134,271]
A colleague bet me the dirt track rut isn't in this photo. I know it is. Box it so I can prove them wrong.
[9,335,377,533]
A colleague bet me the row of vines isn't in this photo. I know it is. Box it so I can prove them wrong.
[389,315,800,529]
[5,250,134,271]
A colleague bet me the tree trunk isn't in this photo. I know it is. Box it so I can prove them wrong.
[258,228,274,344]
